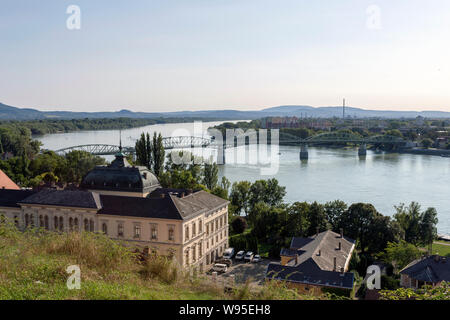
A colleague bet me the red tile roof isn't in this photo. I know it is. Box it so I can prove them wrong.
[0,169,20,190]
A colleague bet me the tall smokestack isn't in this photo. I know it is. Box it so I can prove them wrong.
[343,98,346,119]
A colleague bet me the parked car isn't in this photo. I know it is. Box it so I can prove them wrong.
[235,250,245,260]
[215,258,232,267]
[212,263,228,273]
[223,247,235,259]
[252,255,261,263]
[244,251,254,262]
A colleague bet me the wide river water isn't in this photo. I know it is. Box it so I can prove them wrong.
[36,121,450,235]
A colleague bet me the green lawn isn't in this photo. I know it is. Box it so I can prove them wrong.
[431,242,450,257]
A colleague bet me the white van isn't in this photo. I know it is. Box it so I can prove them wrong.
[223,248,235,259]
[212,263,228,273]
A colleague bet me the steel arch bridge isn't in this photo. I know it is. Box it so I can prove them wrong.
[53,136,214,156]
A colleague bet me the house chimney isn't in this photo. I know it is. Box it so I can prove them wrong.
[434,255,440,262]
[317,250,321,256]
[160,193,165,199]
[338,242,341,250]
[333,257,337,271]
[340,267,345,276]
[340,228,344,238]
[180,192,185,198]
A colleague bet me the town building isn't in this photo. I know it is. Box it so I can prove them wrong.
[400,255,450,289]
[0,152,229,272]
[265,230,356,296]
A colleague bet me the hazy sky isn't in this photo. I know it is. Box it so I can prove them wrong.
[1,0,450,112]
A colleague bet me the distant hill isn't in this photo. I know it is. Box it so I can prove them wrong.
[1,102,449,121]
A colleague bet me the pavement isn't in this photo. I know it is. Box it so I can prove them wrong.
[211,258,274,288]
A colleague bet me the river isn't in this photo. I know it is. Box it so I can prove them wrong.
[35,121,450,235]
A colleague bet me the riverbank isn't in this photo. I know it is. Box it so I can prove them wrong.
[399,148,450,157]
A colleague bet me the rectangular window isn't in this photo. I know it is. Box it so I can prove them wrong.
[206,223,209,235]
[168,225,175,241]
[199,220,202,233]
[192,222,196,237]
[134,224,141,239]
[185,226,189,241]
[118,223,124,237]
[150,224,157,240]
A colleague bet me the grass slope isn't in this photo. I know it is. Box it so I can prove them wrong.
[0,223,314,300]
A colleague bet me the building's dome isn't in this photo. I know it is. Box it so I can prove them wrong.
[81,152,160,194]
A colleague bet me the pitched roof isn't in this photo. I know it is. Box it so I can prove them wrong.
[266,262,355,290]
[289,230,356,272]
[0,189,36,208]
[180,190,230,213]
[400,255,450,283]
[269,230,357,290]
[19,189,102,209]
[0,169,20,190]
[98,194,186,220]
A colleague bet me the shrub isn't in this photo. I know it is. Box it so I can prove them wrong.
[231,216,247,234]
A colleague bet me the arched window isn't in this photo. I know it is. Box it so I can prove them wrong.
[54,216,59,230]
[44,215,49,230]
[59,216,64,231]
[30,214,34,227]
[69,217,73,231]
[102,223,108,235]
[84,219,89,231]
[14,215,19,227]
[89,219,94,232]
[74,218,79,231]
[25,214,29,227]
[39,215,44,228]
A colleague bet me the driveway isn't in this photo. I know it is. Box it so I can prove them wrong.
[213,259,274,287]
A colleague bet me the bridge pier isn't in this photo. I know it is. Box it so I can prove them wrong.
[300,144,308,160]
[358,143,367,156]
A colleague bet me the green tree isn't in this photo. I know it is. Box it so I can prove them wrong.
[324,200,347,231]
[151,132,165,177]
[419,207,438,247]
[202,161,219,190]
[394,202,438,246]
[231,216,248,234]
[306,202,329,236]
[287,202,310,237]
[230,181,252,216]
[380,241,422,272]
[421,138,434,149]
[135,133,152,169]
[338,203,380,254]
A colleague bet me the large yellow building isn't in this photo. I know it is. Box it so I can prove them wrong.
[0,152,229,272]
